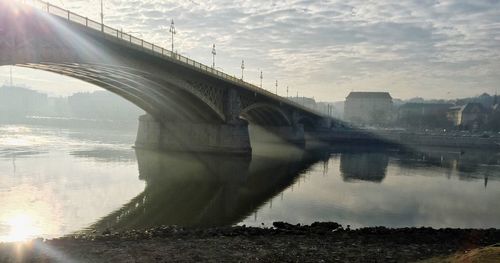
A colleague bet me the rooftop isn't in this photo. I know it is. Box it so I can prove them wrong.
[448,102,486,112]
[346,92,392,100]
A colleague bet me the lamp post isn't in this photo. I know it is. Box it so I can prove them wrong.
[275,80,278,95]
[260,70,263,88]
[211,44,216,68]
[100,0,104,32]
[169,19,176,52]
[9,66,13,87]
[241,60,245,80]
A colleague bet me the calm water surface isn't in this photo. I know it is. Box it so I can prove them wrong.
[0,124,499,242]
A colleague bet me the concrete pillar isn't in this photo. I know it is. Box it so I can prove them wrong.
[135,114,252,155]
[250,124,305,146]
[135,114,162,150]
[305,117,334,142]
[318,117,333,129]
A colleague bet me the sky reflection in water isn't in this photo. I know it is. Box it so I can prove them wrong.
[0,125,144,242]
[244,148,500,229]
[0,124,500,242]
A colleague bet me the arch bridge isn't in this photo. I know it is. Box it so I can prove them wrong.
[0,0,331,154]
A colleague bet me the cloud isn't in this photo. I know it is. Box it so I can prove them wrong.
[4,0,500,100]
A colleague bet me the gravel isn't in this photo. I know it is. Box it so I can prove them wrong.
[1,222,499,262]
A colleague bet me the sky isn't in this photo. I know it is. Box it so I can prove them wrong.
[1,0,500,101]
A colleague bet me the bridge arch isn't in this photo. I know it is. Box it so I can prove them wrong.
[11,63,227,123]
[241,103,292,126]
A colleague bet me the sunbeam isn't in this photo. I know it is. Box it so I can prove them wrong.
[2,213,41,243]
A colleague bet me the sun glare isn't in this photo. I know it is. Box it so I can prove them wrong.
[3,0,25,12]
[0,127,53,147]
[2,213,41,242]
[0,135,49,147]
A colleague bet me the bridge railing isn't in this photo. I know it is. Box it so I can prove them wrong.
[22,0,325,117]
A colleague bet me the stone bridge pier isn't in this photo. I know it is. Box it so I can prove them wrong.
[135,89,252,155]
[249,110,306,146]
[135,115,252,154]
[135,114,331,155]
[134,90,330,154]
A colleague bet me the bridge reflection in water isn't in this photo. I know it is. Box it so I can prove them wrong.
[89,145,330,232]
[85,145,500,232]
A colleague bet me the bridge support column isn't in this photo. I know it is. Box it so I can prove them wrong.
[305,117,334,142]
[250,125,305,146]
[135,114,251,155]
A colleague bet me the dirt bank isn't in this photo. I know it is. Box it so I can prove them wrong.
[419,245,500,263]
[1,222,499,262]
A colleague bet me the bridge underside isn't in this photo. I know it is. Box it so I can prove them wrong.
[0,1,331,154]
[20,63,225,122]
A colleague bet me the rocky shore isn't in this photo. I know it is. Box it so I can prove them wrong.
[1,222,499,262]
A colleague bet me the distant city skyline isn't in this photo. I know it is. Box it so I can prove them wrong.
[1,0,500,100]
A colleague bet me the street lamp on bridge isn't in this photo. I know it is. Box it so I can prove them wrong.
[9,66,13,87]
[260,70,263,89]
[241,60,245,80]
[100,0,104,32]
[169,19,176,52]
[211,44,216,68]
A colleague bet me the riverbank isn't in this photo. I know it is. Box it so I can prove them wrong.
[315,128,500,149]
[1,222,499,262]
[421,245,500,262]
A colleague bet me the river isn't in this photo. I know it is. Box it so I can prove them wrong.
[0,123,499,242]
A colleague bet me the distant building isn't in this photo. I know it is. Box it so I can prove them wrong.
[344,92,393,125]
[68,91,144,120]
[288,96,317,109]
[447,103,487,129]
[315,102,336,117]
[0,85,49,120]
[397,103,453,128]
[288,97,347,120]
[486,102,500,131]
[399,103,453,117]
[0,86,144,123]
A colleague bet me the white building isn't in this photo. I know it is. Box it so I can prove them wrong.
[344,92,393,125]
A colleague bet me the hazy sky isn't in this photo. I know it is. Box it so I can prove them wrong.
[1,0,500,101]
